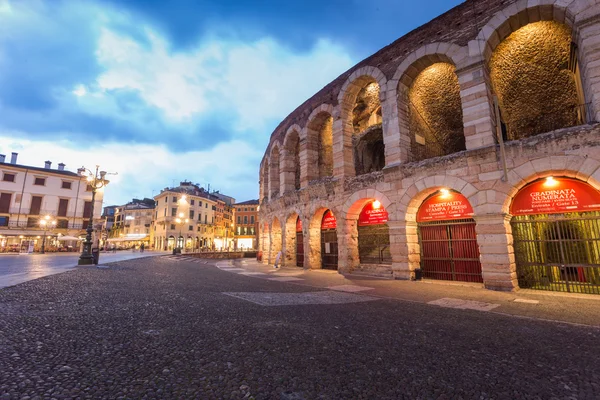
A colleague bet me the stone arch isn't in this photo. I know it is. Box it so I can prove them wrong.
[306,206,336,270]
[335,66,388,178]
[339,189,395,276]
[306,104,335,182]
[477,2,587,140]
[281,125,301,193]
[396,175,479,279]
[501,157,600,215]
[386,43,468,163]
[269,142,281,199]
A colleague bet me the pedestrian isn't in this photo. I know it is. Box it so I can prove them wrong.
[274,250,282,269]
[140,243,145,253]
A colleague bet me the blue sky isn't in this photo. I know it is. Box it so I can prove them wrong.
[0,0,462,206]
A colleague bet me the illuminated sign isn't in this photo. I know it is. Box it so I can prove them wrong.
[358,201,389,226]
[296,218,302,232]
[321,210,337,230]
[417,190,474,222]
[510,177,600,215]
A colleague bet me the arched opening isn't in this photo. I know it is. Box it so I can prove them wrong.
[260,162,269,202]
[269,145,280,199]
[307,112,334,179]
[407,62,465,161]
[357,200,392,265]
[352,81,384,175]
[167,235,175,251]
[321,210,338,270]
[283,131,301,192]
[489,21,585,141]
[510,177,600,294]
[417,189,482,283]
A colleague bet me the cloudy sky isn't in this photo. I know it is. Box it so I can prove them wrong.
[0,0,461,206]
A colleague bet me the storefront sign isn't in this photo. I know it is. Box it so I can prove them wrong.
[510,177,600,215]
[296,218,303,232]
[358,201,389,226]
[417,191,474,222]
[321,210,337,230]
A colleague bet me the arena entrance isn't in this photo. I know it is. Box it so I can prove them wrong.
[296,217,304,267]
[321,210,338,270]
[511,177,600,294]
[357,200,392,264]
[417,190,483,283]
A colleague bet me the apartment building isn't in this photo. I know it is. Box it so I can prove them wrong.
[106,198,155,248]
[233,199,258,250]
[0,152,103,252]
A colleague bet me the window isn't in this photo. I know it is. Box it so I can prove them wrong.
[188,225,193,231]
[83,201,92,218]
[0,193,11,213]
[171,208,177,217]
[27,217,39,228]
[205,203,208,209]
[189,210,194,219]
[0,216,8,227]
[250,216,254,224]
[61,181,72,189]
[30,196,42,215]
[244,216,248,224]
[34,177,46,186]
[57,199,69,217]
[165,197,167,203]
[197,226,201,232]
[86,184,93,192]
[2,173,15,182]
[199,201,202,207]
[204,215,207,224]
[190,199,195,206]
[237,216,241,224]
[198,213,202,222]
[172,196,177,202]
[163,208,167,216]
[170,224,176,230]
[57,219,68,229]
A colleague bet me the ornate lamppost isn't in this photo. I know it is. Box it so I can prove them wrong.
[78,165,116,265]
[39,215,57,254]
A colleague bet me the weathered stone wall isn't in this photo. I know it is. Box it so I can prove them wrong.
[258,0,600,291]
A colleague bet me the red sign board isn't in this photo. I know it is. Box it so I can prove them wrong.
[321,210,337,230]
[510,177,600,216]
[358,201,389,226]
[417,191,474,222]
[296,218,303,232]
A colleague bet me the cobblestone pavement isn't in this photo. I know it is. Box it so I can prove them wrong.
[1,257,599,399]
[0,251,167,288]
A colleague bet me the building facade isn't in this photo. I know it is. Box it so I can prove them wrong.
[212,192,236,250]
[258,0,600,295]
[106,199,155,248]
[0,153,104,252]
[152,182,219,251]
[233,200,259,250]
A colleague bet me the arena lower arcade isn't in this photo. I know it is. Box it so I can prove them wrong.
[258,0,600,294]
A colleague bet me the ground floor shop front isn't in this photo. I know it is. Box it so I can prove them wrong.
[260,172,600,295]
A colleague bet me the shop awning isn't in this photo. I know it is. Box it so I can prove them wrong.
[57,235,82,241]
[106,234,149,242]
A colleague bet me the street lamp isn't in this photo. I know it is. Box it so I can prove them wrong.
[175,213,189,251]
[39,215,57,254]
[78,165,116,266]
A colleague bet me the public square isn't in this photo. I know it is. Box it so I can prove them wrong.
[0,256,599,399]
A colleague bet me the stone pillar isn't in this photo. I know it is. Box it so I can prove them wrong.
[337,216,359,274]
[456,61,497,151]
[261,227,270,265]
[578,18,600,123]
[301,130,318,188]
[284,218,296,267]
[389,220,417,280]
[280,149,296,195]
[279,224,288,267]
[306,218,322,269]
[474,214,518,291]
[381,88,405,166]
[332,113,355,179]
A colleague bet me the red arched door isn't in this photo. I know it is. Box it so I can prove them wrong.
[321,210,338,270]
[417,190,482,283]
[357,201,392,264]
